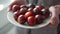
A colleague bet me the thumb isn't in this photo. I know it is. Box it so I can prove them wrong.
[49,6,59,16]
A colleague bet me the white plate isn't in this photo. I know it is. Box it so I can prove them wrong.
[7,12,51,29]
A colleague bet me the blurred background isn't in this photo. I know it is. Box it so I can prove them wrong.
[0,0,17,34]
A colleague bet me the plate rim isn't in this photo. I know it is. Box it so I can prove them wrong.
[7,12,51,29]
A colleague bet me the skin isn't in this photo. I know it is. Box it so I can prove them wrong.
[8,0,60,27]
[48,5,60,27]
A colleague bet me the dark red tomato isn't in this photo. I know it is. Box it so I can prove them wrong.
[12,5,20,12]
[17,15,25,24]
[33,8,43,15]
[27,16,36,26]
[20,8,27,14]
[35,14,43,24]
[41,9,50,18]
[35,5,44,11]
[25,11,34,19]
[13,11,20,20]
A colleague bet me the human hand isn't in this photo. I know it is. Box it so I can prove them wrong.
[47,5,60,27]
[8,0,26,11]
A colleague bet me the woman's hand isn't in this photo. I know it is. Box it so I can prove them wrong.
[48,5,60,27]
[8,0,26,11]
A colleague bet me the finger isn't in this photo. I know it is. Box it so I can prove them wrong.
[49,6,59,16]
[55,17,59,25]
[48,17,59,27]
[8,1,17,11]
[52,17,59,25]
[50,17,57,26]
[8,2,15,11]
[48,22,56,27]
[49,6,56,12]
[47,23,54,27]
[47,18,56,27]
